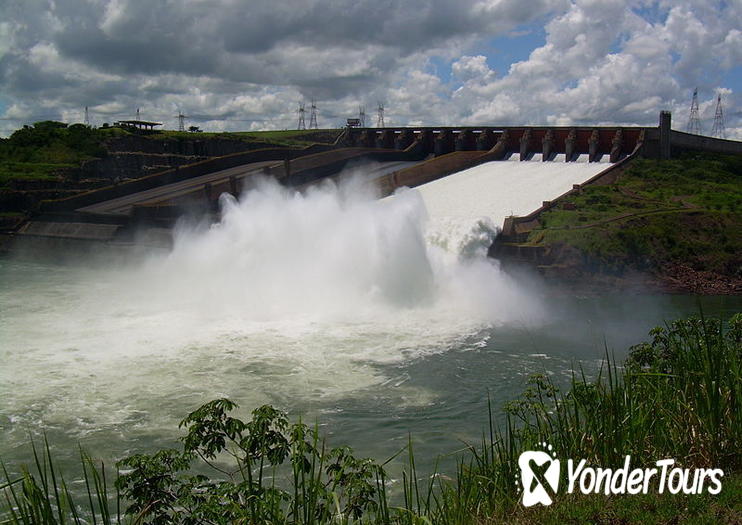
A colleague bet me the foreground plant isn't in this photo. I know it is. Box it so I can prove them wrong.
[115,400,388,524]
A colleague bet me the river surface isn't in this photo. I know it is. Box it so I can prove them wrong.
[1,165,739,484]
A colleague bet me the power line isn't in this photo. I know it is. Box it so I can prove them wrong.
[376,102,385,128]
[309,99,318,130]
[297,102,306,130]
[686,88,702,135]
[711,93,726,139]
[176,111,189,132]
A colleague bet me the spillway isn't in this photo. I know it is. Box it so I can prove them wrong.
[416,159,610,233]
[390,159,612,256]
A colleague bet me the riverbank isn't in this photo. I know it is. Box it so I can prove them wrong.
[3,312,739,523]
[493,152,742,295]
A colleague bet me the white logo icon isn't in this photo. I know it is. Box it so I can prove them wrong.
[517,442,560,507]
[515,444,724,506]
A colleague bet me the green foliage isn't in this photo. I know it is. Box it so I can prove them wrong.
[114,399,388,524]
[148,129,341,147]
[0,121,109,185]
[0,121,106,163]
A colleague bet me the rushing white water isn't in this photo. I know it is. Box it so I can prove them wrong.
[416,159,610,256]
[0,160,609,459]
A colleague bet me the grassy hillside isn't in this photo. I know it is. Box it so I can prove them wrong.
[0,121,107,186]
[149,128,341,146]
[521,153,742,290]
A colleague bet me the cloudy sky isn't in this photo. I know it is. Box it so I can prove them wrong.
[1,0,740,138]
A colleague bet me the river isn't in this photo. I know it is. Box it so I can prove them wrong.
[1,164,739,484]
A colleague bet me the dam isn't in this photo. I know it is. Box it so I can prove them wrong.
[14,111,740,254]
[15,123,638,251]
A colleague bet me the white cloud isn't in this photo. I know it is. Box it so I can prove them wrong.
[438,0,739,129]
[0,0,739,136]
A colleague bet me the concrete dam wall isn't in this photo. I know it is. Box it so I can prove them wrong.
[11,112,740,252]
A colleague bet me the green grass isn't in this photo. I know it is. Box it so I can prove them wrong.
[2,313,740,523]
[148,128,342,147]
[526,153,742,274]
[537,154,741,230]
[0,162,76,186]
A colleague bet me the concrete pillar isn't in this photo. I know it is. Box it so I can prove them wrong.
[489,130,509,160]
[229,175,239,196]
[519,129,532,161]
[501,216,516,238]
[376,130,394,149]
[476,129,495,151]
[659,111,671,160]
[455,130,474,151]
[588,129,600,162]
[542,129,554,161]
[418,130,434,154]
[204,182,212,202]
[610,129,623,163]
[395,129,414,150]
[434,130,454,156]
[565,129,577,162]
[344,129,357,147]
[359,130,375,148]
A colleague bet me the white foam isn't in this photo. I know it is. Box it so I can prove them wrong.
[1,173,550,446]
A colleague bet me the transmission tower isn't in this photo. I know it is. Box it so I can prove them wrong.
[359,106,366,127]
[309,99,318,129]
[176,111,189,132]
[297,102,306,130]
[711,93,726,139]
[136,108,140,121]
[84,106,90,126]
[686,88,702,135]
[376,103,385,128]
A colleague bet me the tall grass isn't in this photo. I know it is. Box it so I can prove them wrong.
[1,439,118,524]
[2,313,739,524]
[435,312,741,522]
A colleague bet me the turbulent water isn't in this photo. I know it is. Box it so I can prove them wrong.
[1,161,739,476]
